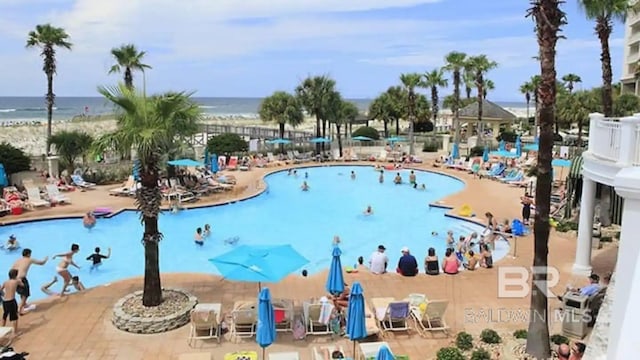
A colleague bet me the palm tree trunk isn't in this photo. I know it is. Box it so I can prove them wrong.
[525,99,530,130]
[533,96,539,138]
[321,119,327,152]
[336,124,343,157]
[139,170,163,307]
[409,91,416,155]
[395,119,400,135]
[125,67,134,89]
[597,19,614,117]
[431,87,439,124]
[577,118,583,147]
[465,86,472,99]
[526,1,563,358]
[383,121,389,138]
[45,73,54,155]
[315,115,321,153]
[279,123,286,154]
[477,80,484,143]
[453,73,461,144]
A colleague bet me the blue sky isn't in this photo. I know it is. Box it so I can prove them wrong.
[0,0,625,101]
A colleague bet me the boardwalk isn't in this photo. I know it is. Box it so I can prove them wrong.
[190,124,315,146]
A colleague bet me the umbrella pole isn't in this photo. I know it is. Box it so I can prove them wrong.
[262,348,265,360]
[353,341,357,359]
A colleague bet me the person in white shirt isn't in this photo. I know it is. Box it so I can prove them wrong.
[369,245,388,274]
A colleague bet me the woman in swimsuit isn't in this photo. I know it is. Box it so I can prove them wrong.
[520,193,534,225]
[52,243,80,296]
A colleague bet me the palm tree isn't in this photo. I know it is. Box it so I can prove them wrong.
[400,73,423,155]
[109,44,152,89]
[327,93,358,156]
[26,24,72,155]
[443,51,468,144]
[258,91,304,141]
[386,86,407,135]
[463,71,475,99]
[483,79,495,99]
[295,76,336,152]
[525,1,566,358]
[579,0,629,116]
[530,75,542,137]
[47,130,94,173]
[423,69,449,125]
[561,73,582,94]
[93,84,201,306]
[369,93,394,138]
[520,81,535,129]
[467,55,498,142]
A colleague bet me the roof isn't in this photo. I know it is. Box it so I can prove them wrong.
[458,99,517,121]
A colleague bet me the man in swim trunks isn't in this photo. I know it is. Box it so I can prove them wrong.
[1,269,22,333]
[11,248,48,315]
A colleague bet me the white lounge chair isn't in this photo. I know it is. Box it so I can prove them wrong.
[371,297,411,333]
[411,299,450,336]
[71,174,96,189]
[109,176,136,196]
[302,301,333,336]
[45,184,70,204]
[25,187,49,207]
[230,301,257,340]
[311,345,345,360]
[269,352,300,360]
[188,303,222,346]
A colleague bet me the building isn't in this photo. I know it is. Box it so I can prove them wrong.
[577,113,640,359]
[621,3,640,94]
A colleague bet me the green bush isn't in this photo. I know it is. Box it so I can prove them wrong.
[556,221,579,233]
[455,331,474,351]
[414,120,434,133]
[352,126,380,140]
[513,329,528,339]
[480,329,501,344]
[470,348,491,360]
[422,141,439,153]
[469,146,484,157]
[550,334,569,345]
[497,130,518,143]
[0,142,31,175]
[206,133,248,156]
[436,347,465,360]
[82,166,130,185]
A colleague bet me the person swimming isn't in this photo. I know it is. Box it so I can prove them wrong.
[4,235,19,251]
[203,224,211,238]
[409,170,416,185]
[379,170,384,184]
[194,227,204,246]
[301,181,310,191]
[332,235,341,246]
[86,247,111,271]
[350,171,356,180]
[363,205,373,216]
[394,172,402,184]
[305,172,309,179]
[83,212,96,230]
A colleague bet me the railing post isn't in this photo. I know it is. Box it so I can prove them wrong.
[616,115,640,167]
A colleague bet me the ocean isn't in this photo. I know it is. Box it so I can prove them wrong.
[0,97,528,123]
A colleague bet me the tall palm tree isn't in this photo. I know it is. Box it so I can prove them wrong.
[579,0,629,116]
[443,51,468,144]
[327,93,358,156]
[386,86,407,135]
[26,24,72,155]
[463,71,475,99]
[109,44,152,89]
[520,81,535,128]
[93,84,201,306]
[422,69,449,125]
[258,91,304,141]
[400,73,423,155]
[526,0,566,358]
[561,73,582,93]
[483,79,495,99]
[295,76,336,152]
[369,93,393,138]
[467,55,498,142]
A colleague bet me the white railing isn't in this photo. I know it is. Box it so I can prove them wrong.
[588,113,640,167]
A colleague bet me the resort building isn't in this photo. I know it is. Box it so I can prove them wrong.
[621,5,640,94]
[579,113,640,359]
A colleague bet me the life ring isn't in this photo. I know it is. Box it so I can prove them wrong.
[458,204,473,217]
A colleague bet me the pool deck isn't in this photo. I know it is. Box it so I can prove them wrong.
[3,162,618,359]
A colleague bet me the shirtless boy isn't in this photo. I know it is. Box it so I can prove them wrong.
[11,248,48,314]
[1,269,23,333]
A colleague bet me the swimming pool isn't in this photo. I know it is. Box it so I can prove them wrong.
[0,165,508,301]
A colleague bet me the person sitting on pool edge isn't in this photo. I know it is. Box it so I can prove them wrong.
[363,205,373,216]
[397,247,419,276]
[394,173,402,184]
[301,181,310,191]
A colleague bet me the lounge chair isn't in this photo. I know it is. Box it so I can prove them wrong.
[188,303,222,346]
[218,155,227,171]
[178,353,212,360]
[371,298,411,333]
[501,170,524,183]
[25,187,50,207]
[0,326,14,347]
[45,184,70,204]
[269,352,300,360]
[228,156,239,170]
[224,352,258,360]
[311,345,345,360]
[230,301,257,339]
[411,299,449,336]
[377,150,387,162]
[71,174,96,189]
[303,301,333,336]
[109,176,136,196]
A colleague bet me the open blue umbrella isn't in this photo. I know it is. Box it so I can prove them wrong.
[256,287,276,360]
[482,146,489,162]
[346,282,367,356]
[209,245,309,288]
[376,345,395,360]
[498,140,506,151]
[0,163,8,187]
[168,158,203,167]
[489,150,520,158]
[451,143,460,159]
[309,137,331,144]
[351,136,373,141]
[210,154,219,173]
[385,136,406,143]
[326,246,345,295]
[267,138,292,145]
[132,159,141,181]
[515,137,522,157]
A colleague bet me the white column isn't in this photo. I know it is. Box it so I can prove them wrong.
[607,167,640,359]
[573,177,596,275]
[615,116,640,167]
[441,135,450,152]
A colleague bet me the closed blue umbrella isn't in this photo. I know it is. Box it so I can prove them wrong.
[346,282,367,356]
[210,154,219,173]
[375,345,395,360]
[267,138,292,145]
[256,287,276,360]
[309,137,331,143]
[132,159,141,181]
[326,246,345,295]
[482,146,489,162]
[0,163,8,187]
[498,140,506,151]
[204,152,210,168]
[515,136,522,157]
[168,158,203,167]
[451,143,460,159]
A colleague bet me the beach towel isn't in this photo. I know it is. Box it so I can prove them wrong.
[318,296,334,325]
[274,309,285,323]
[292,316,306,340]
[389,302,409,319]
[512,219,525,236]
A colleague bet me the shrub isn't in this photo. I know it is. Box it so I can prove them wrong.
[480,329,501,344]
[422,141,439,153]
[470,348,491,360]
[414,120,434,133]
[206,133,248,156]
[351,126,380,140]
[513,329,528,339]
[0,142,31,175]
[436,347,465,360]
[469,146,484,157]
[497,130,518,143]
[550,334,569,345]
[455,331,474,351]
[556,221,579,233]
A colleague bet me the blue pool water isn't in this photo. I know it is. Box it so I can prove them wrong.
[0,166,508,301]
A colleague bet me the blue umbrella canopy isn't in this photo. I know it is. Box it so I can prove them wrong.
[209,245,309,283]
[346,282,367,341]
[385,136,406,143]
[482,146,489,162]
[515,137,522,157]
[256,287,276,353]
[552,158,572,168]
[210,154,219,173]
[267,138,292,145]
[352,136,373,141]
[375,345,395,360]
[168,158,203,167]
[204,152,210,167]
[451,143,460,159]
[0,163,8,187]
[309,137,331,143]
[498,140,506,151]
[489,150,520,158]
[326,246,345,295]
